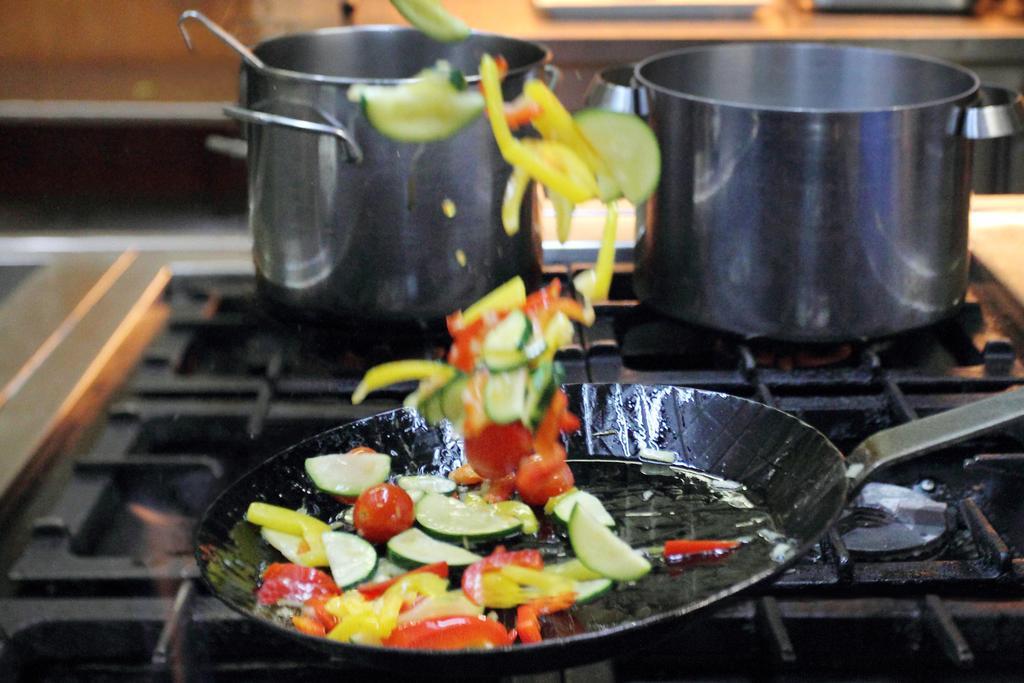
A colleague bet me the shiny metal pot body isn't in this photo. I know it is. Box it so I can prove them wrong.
[184,14,547,321]
[634,43,1023,341]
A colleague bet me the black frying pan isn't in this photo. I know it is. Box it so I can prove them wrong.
[195,383,1024,675]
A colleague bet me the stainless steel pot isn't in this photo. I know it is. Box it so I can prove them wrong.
[633,43,1024,342]
[179,11,549,322]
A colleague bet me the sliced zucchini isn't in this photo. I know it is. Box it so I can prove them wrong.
[417,387,446,425]
[441,374,469,426]
[352,65,483,143]
[391,0,470,43]
[483,367,529,425]
[482,310,532,371]
[305,451,391,497]
[575,578,614,604]
[396,474,457,495]
[260,528,305,565]
[568,505,651,581]
[415,492,522,542]
[553,489,615,527]
[523,361,563,429]
[322,531,378,588]
[386,527,482,568]
[574,108,661,205]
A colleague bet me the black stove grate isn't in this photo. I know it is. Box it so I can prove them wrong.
[1,267,1023,681]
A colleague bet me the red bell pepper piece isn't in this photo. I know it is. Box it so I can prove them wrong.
[663,539,741,561]
[291,614,327,637]
[515,592,576,644]
[303,595,338,631]
[256,563,340,605]
[505,99,543,130]
[355,562,449,600]
[384,615,515,649]
[461,546,544,605]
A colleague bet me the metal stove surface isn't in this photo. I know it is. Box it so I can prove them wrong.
[1,265,1023,682]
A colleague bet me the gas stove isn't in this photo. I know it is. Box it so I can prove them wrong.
[1,239,1023,680]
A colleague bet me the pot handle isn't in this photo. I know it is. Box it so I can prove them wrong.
[223,106,364,163]
[178,10,266,72]
[962,84,1024,140]
[844,388,1024,493]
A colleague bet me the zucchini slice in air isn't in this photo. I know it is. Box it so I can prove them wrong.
[322,531,378,588]
[483,367,529,425]
[553,489,615,527]
[415,492,522,542]
[391,0,470,43]
[574,108,661,205]
[396,474,457,495]
[523,361,564,429]
[481,310,531,371]
[305,451,391,497]
[386,527,482,568]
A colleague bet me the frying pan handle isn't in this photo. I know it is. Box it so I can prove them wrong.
[845,388,1024,491]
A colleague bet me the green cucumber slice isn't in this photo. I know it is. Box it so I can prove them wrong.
[305,452,391,497]
[568,505,651,581]
[260,528,305,565]
[574,108,661,205]
[483,367,529,425]
[553,490,615,527]
[415,492,522,542]
[322,531,378,588]
[355,67,483,143]
[482,310,532,371]
[575,578,614,604]
[386,527,482,568]
[396,474,457,495]
[391,0,470,43]
[523,361,563,429]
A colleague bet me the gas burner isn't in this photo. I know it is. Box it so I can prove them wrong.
[750,342,856,370]
[838,483,952,560]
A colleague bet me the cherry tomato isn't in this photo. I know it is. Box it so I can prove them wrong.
[256,563,339,605]
[463,422,534,480]
[515,455,574,506]
[353,483,415,543]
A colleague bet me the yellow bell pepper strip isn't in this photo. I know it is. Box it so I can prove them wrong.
[397,589,484,625]
[245,503,331,567]
[539,311,574,364]
[501,166,530,236]
[460,275,527,325]
[493,500,539,534]
[549,189,574,244]
[480,55,593,204]
[352,360,456,404]
[592,202,619,300]
[498,565,575,597]
[480,571,527,608]
[523,79,606,173]
[526,139,600,199]
[324,571,450,644]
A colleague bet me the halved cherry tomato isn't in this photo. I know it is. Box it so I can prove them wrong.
[384,615,515,649]
[663,539,740,560]
[450,463,484,486]
[356,562,449,600]
[292,614,327,637]
[515,455,574,507]
[256,563,339,605]
[463,422,534,481]
[462,546,544,605]
[353,483,415,544]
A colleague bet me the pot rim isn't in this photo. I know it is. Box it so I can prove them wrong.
[635,42,981,115]
[246,24,551,86]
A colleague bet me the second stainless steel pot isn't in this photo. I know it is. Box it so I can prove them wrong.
[181,12,548,322]
[633,43,1024,342]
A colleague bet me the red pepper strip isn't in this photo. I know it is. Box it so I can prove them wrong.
[292,614,327,637]
[257,563,340,605]
[533,389,571,462]
[450,463,484,486]
[332,494,358,505]
[446,314,487,372]
[461,547,545,605]
[522,279,562,316]
[663,539,741,560]
[516,592,576,644]
[356,562,450,600]
[303,595,338,630]
[505,99,543,130]
[384,615,515,649]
